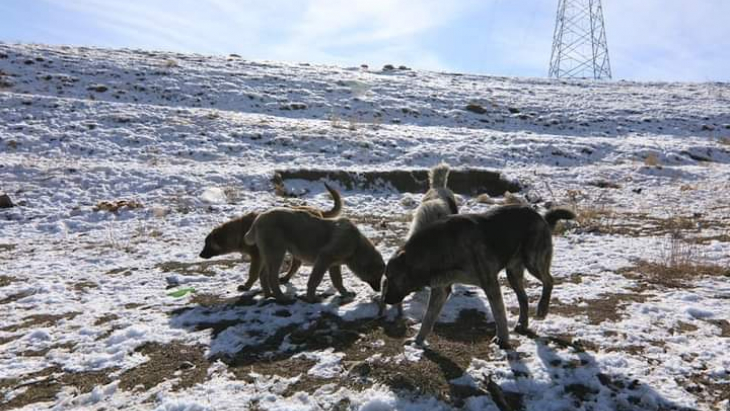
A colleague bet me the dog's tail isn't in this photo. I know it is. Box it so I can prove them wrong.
[543,208,576,232]
[428,163,451,189]
[244,222,257,246]
[320,183,342,218]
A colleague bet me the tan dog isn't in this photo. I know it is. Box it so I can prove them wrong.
[244,208,385,303]
[199,184,341,291]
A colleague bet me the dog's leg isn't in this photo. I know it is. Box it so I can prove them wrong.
[238,249,262,292]
[305,256,332,303]
[410,285,451,346]
[473,252,510,349]
[506,262,529,334]
[328,265,355,298]
[526,249,554,319]
[279,257,301,284]
[262,248,292,303]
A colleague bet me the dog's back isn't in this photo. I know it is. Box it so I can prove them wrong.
[407,164,458,239]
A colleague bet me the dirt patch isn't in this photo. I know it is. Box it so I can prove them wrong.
[105,267,138,276]
[73,281,98,292]
[550,293,648,325]
[117,342,209,392]
[572,208,730,238]
[93,313,119,326]
[620,260,730,289]
[0,244,16,253]
[18,342,76,357]
[0,366,114,411]
[0,312,80,333]
[0,275,16,287]
[0,290,35,305]
[155,258,240,276]
[274,168,521,196]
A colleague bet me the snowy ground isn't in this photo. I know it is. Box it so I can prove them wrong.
[1,43,729,411]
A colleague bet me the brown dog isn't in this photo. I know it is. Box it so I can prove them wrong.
[383,205,575,349]
[199,183,341,291]
[243,208,385,303]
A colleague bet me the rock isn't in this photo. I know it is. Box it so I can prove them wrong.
[382,64,395,71]
[87,84,109,93]
[508,107,520,114]
[398,65,410,70]
[465,103,487,114]
[0,194,14,208]
[701,124,715,131]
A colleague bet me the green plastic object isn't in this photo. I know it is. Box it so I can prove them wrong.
[167,287,196,298]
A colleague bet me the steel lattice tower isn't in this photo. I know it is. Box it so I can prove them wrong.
[549,0,612,80]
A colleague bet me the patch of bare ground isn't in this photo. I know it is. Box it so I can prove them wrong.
[0,275,16,287]
[117,342,208,392]
[678,373,730,410]
[204,309,523,408]
[0,366,114,411]
[93,313,119,326]
[155,258,240,276]
[572,207,729,238]
[274,168,521,196]
[18,342,76,357]
[619,260,730,289]
[0,312,80,333]
[0,289,35,305]
[73,280,98,292]
[105,267,138,276]
[549,293,648,325]
[0,244,16,253]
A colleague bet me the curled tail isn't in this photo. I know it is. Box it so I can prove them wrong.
[320,183,342,218]
[428,163,451,189]
[544,208,576,232]
[244,221,258,246]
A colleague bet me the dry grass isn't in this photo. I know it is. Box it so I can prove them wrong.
[643,153,660,167]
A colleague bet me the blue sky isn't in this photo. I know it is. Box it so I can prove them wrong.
[1,0,728,82]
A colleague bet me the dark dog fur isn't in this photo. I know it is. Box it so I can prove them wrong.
[199,183,341,291]
[244,208,385,303]
[384,205,575,348]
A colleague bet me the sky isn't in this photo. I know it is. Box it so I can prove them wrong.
[0,0,728,82]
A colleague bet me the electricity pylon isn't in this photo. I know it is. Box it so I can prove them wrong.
[549,0,612,80]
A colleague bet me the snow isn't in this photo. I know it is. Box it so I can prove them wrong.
[1,42,729,410]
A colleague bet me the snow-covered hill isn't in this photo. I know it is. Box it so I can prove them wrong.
[1,43,729,411]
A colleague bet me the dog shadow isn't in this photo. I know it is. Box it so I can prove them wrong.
[168,289,406,368]
[420,322,696,411]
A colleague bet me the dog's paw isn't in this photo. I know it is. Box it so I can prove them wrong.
[278,276,291,285]
[303,294,324,304]
[493,336,512,350]
[514,324,530,335]
[237,284,253,292]
[404,337,428,347]
[339,290,356,299]
[275,295,296,305]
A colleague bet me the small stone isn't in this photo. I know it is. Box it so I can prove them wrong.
[465,103,487,114]
[0,194,14,208]
[382,64,395,71]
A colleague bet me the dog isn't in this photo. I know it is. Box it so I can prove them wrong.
[199,183,341,291]
[243,208,385,303]
[380,163,458,316]
[383,205,576,349]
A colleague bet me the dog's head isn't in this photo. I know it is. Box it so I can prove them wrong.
[383,249,419,304]
[199,230,223,259]
[347,236,385,292]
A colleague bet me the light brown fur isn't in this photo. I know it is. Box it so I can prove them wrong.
[244,208,385,303]
[199,184,341,291]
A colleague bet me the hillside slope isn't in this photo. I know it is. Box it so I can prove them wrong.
[1,43,729,411]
